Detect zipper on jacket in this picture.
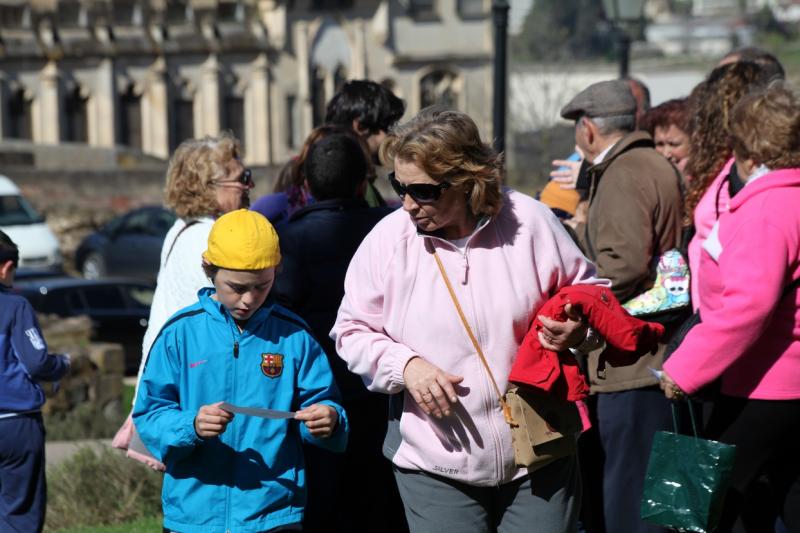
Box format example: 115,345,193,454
464,269,504,484
224,315,242,531
427,232,504,483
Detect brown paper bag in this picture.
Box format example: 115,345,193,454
506,385,582,471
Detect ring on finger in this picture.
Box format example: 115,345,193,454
421,391,433,402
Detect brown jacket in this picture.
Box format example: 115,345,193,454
575,131,683,393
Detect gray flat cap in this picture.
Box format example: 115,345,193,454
560,79,637,121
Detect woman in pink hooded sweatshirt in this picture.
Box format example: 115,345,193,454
332,110,606,533
661,84,800,533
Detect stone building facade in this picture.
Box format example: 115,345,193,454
0,0,493,165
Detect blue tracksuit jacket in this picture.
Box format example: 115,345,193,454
0,286,69,415
133,288,349,533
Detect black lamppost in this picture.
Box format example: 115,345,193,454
602,0,646,79
492,0,509,153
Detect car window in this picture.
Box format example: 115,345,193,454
83,286,126,309
119,210,152,235
147,209,176,236
0,195,43,226
123,285,155,308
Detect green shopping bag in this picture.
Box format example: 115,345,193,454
640,403,736,533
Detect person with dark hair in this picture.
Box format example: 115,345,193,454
325,79,406,155
643,98,691,174
718,46,786,81
252,125,374,224
271,133,398,533
325,79,406,207
0,230,70,533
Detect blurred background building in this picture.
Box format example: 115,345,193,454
0,0,494,166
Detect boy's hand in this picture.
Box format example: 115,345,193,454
195,402,234,438
295,404,338,438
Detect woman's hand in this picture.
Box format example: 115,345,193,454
659,371,686,401
403,356,464,419
194,402,234,438
295,404,339,438
538,303,588,352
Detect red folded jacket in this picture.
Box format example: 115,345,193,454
509,285,665,401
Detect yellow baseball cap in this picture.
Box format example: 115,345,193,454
203,209,281,270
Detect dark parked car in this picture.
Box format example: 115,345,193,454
14,277,155,375
75,206,175,283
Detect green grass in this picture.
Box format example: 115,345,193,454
45,448,163,531
122,384,135,412
53,516,161,533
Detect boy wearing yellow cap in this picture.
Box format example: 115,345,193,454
133,209,348,533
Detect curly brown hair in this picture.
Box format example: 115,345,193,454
164,133,241,218
683,62,770,225
729,83,800,170
379,110,504,218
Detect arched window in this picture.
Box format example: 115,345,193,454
119,85,142,149
171,79,194,150
6,88,32,140
311,66,327,127
221,73,245,149
63,86,89,143
420,70,459,110
334,65,348,93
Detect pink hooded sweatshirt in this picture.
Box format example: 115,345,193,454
688,158,734,309
664,168,800,399
331,190,606,486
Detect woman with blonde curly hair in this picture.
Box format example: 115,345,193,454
332,110,606,532
662,83,800,532
115,133,253,468
684,61,771,307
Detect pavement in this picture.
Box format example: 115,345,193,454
45,439,114,468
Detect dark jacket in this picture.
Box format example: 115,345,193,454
0,287,70,414
273,198,393,402
574,131,683,392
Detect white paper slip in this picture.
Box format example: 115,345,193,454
219,402,295,419
648,368,664,380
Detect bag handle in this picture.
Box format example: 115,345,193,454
431,248,516,425
671,402,699,437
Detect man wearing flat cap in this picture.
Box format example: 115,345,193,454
562,79,682,533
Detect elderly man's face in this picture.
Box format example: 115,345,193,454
214,159,253,214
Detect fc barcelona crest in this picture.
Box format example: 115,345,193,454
261,353,284,378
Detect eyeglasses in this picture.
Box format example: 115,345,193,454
213,168,253,187
388,172,451,204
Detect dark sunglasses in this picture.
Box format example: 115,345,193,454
214,168,253,187
388,172,451,204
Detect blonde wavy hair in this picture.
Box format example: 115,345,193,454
379,110,504,217
164,132,242,218
729,83,800,170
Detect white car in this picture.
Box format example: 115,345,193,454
0,175,62,272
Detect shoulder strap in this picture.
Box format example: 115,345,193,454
431,248,515,425
165,219,200,265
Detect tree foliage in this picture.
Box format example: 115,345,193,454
512,0,616,61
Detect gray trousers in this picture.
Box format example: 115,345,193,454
393,456,580,533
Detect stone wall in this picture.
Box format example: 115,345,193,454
39,314,124,417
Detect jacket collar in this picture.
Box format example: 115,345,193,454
587,131,655,176
729,168,800,212
288,198,369,222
